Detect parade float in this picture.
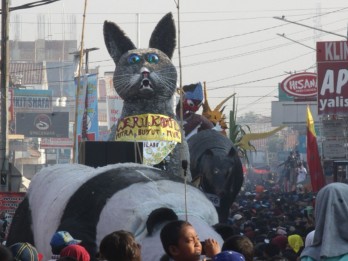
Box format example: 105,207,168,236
6,13,237,261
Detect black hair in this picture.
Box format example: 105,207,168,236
160,220,192,257
99,230,140,261
0,245,12,261
222,235,254,261
212,223,235,241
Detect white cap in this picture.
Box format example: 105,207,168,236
233,214,243,221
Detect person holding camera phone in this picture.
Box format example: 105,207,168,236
160,220,221,261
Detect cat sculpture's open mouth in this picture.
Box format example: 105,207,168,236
139,78,154,95
139,67,153,96
139,68,154,96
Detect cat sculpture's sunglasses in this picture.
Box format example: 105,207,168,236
127,53,159,65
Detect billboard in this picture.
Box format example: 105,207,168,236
106,96,123,130
104,71,124,132
280,72,317,101
15,112,69,138
13,89,53,112
317,41,348,115
40,138,74,148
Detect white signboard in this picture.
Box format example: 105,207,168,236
322,119,345,137
106,96,123,130
40,138,74,148
323,140,346,159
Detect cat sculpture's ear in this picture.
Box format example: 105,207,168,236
149,12,176,59
103,21,136,64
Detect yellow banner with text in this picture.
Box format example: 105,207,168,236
115,114,181,143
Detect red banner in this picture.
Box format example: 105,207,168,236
307,106,326,192
317,41,348,115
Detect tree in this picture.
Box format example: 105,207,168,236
229,96,255,162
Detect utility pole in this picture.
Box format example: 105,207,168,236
0,0,9,191
72,0,88,163
84,47,98,74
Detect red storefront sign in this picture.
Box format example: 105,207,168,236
317,41,348,115
0,192,24,215
280,72,317,100
0,192,25,238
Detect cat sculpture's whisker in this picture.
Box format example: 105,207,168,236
156,77,174,91
155,74,176,86
115,73,141,80
155,67,177,74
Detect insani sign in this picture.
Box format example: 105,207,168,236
280,72,317,98
317,41,348,115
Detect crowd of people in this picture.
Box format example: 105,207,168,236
0,182,347,261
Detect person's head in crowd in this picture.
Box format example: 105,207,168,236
287,234,304,254
212,251,245,261
271,235,287,251
99,230,141,261
212,223,235,241
50,231,81,255
60,245,90,261
275,227,287,236
242,225,255,242
222,235,254,261
304,230,315,247
253,242,266,260
232,214,243,225
301,183,348,260
262,243,281,260
0,244,12,261
160,220,202,261
9,242,40,261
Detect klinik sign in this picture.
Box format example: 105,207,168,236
317,41,348,115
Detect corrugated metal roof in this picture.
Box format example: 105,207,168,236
10,62,44,85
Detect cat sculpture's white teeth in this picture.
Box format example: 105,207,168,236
140,78,152,89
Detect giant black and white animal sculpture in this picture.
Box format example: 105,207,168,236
104,13,190,179
188,129,244,223
6,164,223,261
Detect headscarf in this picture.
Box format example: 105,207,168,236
287,234,303,253
304,230,315,247
301,183,348,260
60,245,90,261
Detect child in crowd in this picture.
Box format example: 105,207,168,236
99,230,141,261
222,235,254,261
160,220,220,261
49,231,81,261
60,245,90,261
8,242,41,261
0,245,12,261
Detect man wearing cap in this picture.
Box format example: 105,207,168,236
231,214,244,235
49,231,81,261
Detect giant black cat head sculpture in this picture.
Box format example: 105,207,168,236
103,13,177,113
103,13,190,179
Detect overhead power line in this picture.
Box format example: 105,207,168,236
0,0,60,14
181,6,348,48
